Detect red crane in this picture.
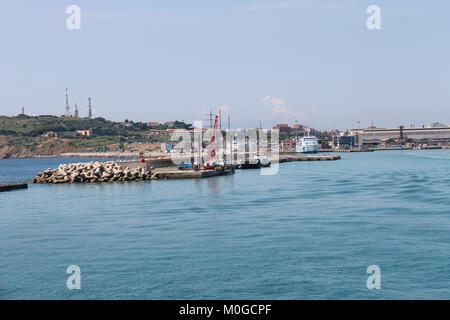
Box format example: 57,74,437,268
204,115,218,169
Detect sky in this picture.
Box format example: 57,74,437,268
0,0,449,130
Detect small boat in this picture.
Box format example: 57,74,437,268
203,160,216,170
238,156,271,169
254,155,271,167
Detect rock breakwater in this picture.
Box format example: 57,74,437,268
30,161,151,184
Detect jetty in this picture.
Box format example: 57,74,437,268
29,160,235,184
319,149,374,153
0,183,28,192
151,166,234,180
278,154,341,162
28,151,342,184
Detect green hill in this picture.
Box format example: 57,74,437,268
0,115,192,158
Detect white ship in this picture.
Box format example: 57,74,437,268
296,135,319,154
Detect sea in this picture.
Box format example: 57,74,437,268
1,150,450,299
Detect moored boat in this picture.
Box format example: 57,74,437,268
238,155,271,169
296,135,319,154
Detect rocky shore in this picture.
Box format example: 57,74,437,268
30,161,152,184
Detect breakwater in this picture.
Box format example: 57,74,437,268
28,153,341,184
30,161,151,184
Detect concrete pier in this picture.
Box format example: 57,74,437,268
116,160,151,171
278,154,341,162
118,158,175,170
151,167,234,180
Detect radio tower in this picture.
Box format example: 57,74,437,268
87,97,93,118
65,88,70,117
74,103,79,118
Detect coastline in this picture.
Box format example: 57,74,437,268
0,151,170,160
2,146,449,160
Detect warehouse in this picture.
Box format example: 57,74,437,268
351,126,450,146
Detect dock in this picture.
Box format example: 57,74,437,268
151,167,234,180
0,183,28,192
27,153,342,185
278,154,341,162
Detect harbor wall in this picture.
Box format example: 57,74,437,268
117,160,152,171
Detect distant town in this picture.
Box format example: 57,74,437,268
2,104,450,159
1,89,450,158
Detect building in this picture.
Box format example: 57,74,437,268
273,124,291,134
291,124,305,135
59,129,92,137
165,121,176,128
333,135,356,149
76,129,93,137
272,123,310,136
281,138,296,151
148,121,159,126
121,121,133,127
160,142,173,152
149,129,170,136
351,126,450,146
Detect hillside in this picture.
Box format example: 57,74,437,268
0,115,191,158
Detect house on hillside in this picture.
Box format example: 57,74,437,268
76,128,93,137
165,121,175,128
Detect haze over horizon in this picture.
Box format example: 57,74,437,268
0,0,449,130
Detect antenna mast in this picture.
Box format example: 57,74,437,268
65,88,70,117
88,97,93,118
209,111,213,129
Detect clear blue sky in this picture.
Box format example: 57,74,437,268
0,0,449,130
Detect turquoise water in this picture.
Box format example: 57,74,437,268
1,151,450,299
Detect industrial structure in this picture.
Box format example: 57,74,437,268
88,97,93,118
65,88,70,117
62,89,94,118
349,125,450,147
74,104,79,118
